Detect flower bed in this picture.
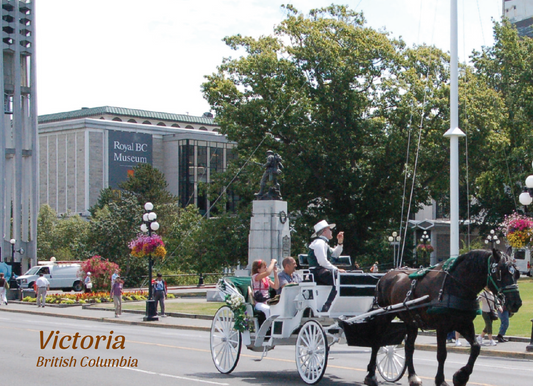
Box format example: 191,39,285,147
21,291,155,305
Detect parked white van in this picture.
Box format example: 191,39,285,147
512,248,532,277
16,262,83,291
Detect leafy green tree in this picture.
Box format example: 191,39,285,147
119,163,178,207
202,5,466,261
470,20,533,231
85,192,145,287
37,204,58,260
36,205,89,261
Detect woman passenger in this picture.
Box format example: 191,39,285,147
251,259,279,319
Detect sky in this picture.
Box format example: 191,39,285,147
35,0,505,117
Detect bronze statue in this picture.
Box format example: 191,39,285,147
255,150,283,200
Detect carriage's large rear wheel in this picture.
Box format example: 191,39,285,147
295,320,328,385
376,344,406,382
210,306,242,374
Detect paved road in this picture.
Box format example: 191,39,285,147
1,311,533,386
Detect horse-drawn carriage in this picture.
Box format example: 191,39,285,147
210,249,522,386
210,257,427,384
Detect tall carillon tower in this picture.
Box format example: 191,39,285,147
1,0,37,273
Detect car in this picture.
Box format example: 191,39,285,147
512,248,532,277
16,262,83,292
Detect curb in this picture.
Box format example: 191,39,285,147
0,307,211,332
1,306,531,359
414,343,533,360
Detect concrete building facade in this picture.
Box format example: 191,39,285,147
38,106,236,218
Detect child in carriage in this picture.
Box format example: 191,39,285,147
251,259,279,318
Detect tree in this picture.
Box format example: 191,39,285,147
119,163,178,207
36,205,89,261
470,20,533,230
85,191,145,287
37,205,58,260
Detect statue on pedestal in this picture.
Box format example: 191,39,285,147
255,150,283,200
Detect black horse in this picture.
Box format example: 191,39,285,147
364,249,522,386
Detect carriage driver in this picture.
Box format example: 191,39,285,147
308,220,346,312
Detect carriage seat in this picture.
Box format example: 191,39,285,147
247,286,267,326
298,254,352,269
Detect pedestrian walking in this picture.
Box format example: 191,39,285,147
497,305,511,342
0,273,8,305
111,276,123,317
477,287,501,346
36,273,50,308
84,272,93,293
153,273,167,317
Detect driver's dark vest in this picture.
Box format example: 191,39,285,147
307,244,332,268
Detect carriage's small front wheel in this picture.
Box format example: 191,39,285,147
295,320,329,384
376,344,406,382
210,306,242,374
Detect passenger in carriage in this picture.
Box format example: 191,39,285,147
308,220,346,313
276,257,302,295
251,259,279,319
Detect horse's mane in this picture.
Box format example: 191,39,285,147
447,249,491,274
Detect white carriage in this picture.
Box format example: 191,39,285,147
209,260,423,384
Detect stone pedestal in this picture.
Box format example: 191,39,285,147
238,200,290,276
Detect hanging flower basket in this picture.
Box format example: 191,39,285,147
416,244,434,254
500,212,533,249
129,234,167,259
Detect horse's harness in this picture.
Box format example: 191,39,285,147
400,254,518,315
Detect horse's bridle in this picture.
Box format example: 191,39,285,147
486,255,519,300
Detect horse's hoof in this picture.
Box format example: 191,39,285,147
364,375,378,386
452,367,469,386
408,374,422,386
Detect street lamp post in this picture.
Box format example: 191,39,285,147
484,230,500,249
388,232,401,268
419,231,431,267
10,239,15,263
519,162,533,209
141,202,159,322
8,239,24,288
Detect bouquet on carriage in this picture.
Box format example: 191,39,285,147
500,212,533,248
225,294,253,332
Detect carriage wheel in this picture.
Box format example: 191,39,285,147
295,320,329,385
376,344,406,382
210,306,242,374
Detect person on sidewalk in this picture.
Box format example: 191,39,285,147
308,220,345,312
111,269,120,289
497,304,511,343
84,272,93,293
36,273,50,308
477,287,502,346
153,273,167,317
0,273,8,305
111,276,123,317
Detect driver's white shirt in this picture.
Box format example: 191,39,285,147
309,236,343,271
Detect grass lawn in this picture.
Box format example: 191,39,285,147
89,277,533,336
473,276,533,337
92,299,224,316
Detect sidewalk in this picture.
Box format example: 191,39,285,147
1,287,532,360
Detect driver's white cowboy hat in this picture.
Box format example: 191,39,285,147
312,220,336,238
